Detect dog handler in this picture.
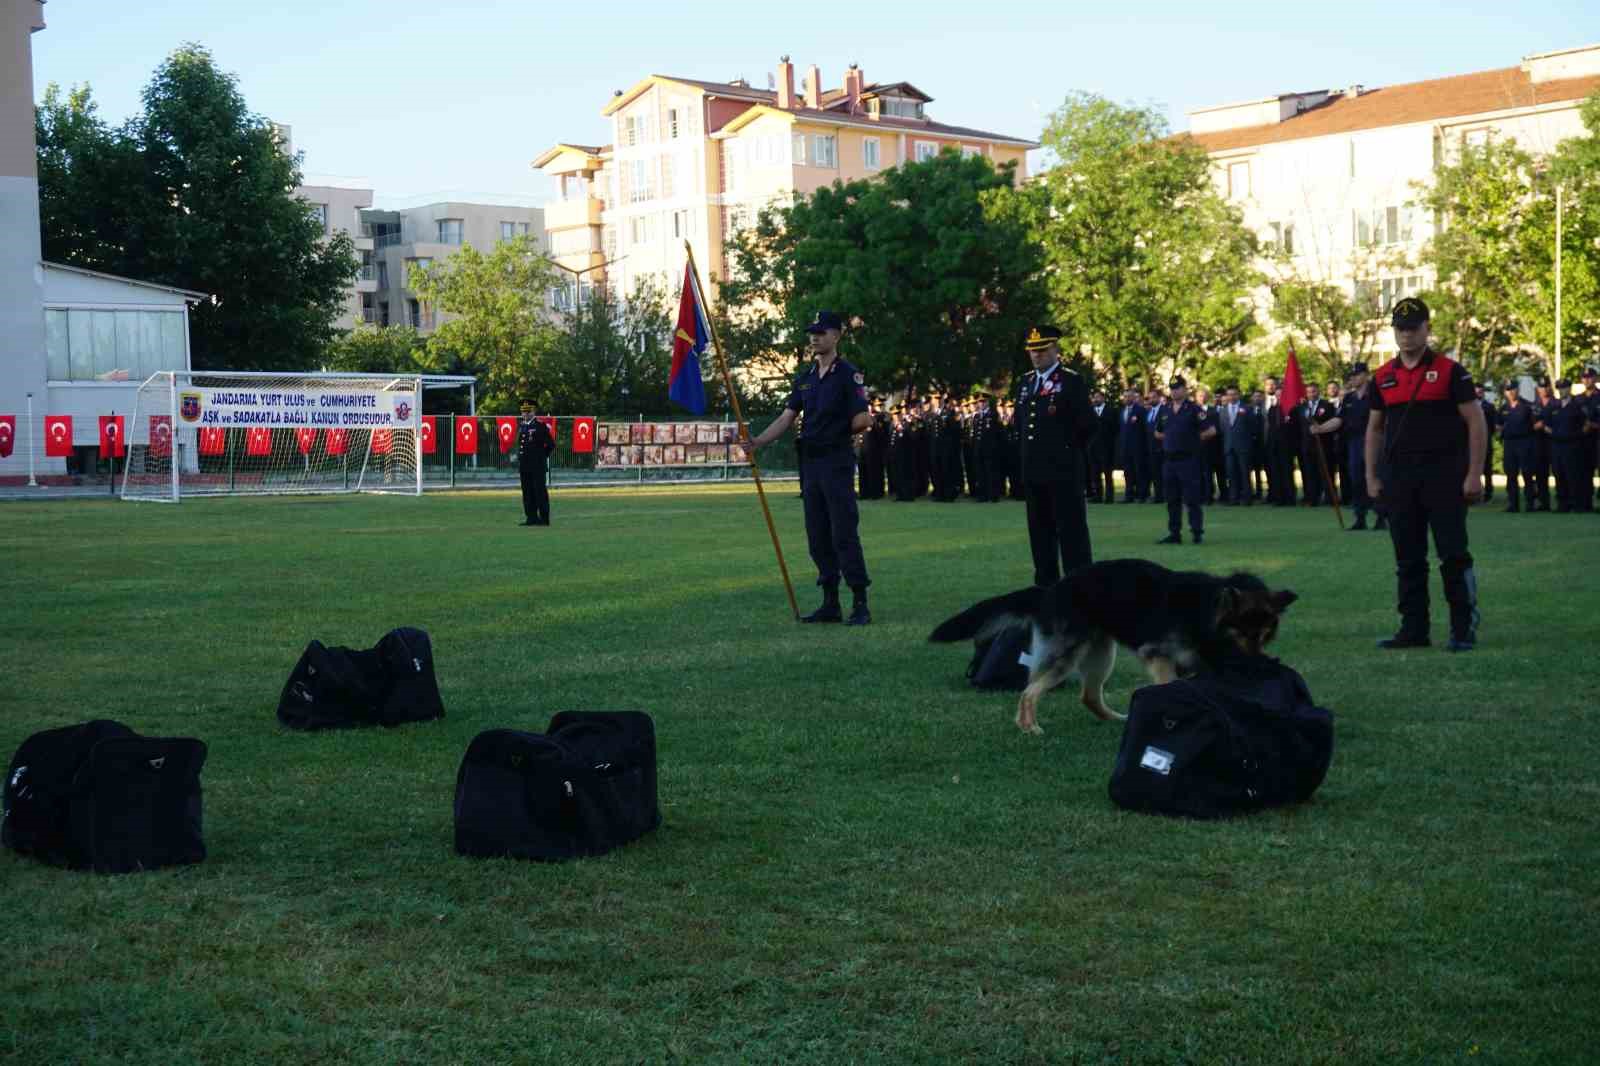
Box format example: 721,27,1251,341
741,311,874,625
1366,297,1487,652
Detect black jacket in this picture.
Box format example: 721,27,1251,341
1016,364,1095,483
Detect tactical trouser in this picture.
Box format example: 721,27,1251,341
1384,472,1477,641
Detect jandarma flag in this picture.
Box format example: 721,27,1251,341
669,262,710,415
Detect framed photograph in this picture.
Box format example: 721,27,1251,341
695,423,719,444
644,444,664,465
686,444,707,464
629,423,650,444
598,445,620,466
674,423,696,444
664,444,685,465
627,445,644,465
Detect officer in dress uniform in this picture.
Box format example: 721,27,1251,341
1475,384,1498,502
1016,326,1096,585
858,397,889,500
1154,376,1217,544
742,311,873,625
1530,379,1556,511
1498,380,1537,512
517,402,555,526
1544,378,1593,512
1367,298,1488,652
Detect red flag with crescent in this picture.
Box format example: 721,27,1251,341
420,415,437,455
455,417,478,455
199,426,226,456
325,428,348,456
245,426,272,457
0,415,15,458
571,416,595,454
496,416,517,454
44,415,73,457
371,428,393,455
295,427,317,454
99,415,126,458
149,415,172,458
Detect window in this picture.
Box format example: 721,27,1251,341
1227,161,1251,200
1379,276,1424,313
668,107,680,140
379,301,390,326
602,225,617,262
1463,127,1491,149
437,219,463,245
812,135,837,168
629,216,654,245
863,138,881,170
309,203,328,233
43,308,187,381
661,155,676,199
871,96,923,119
1268,222,1296,255
792,133,807,165
672,209,691,239
624,113,657,147
377,259,389,288
629,159,654,203
1354,206,1415,247
915,141,938,163
405,257,431,286
500,221,517,240
961,145,981,159
1354,280,1380,315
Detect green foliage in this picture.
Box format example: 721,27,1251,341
35,46,357,371
3,493,1598,1064
539,276,674,416
322,324,430,376
718,152,1046,396
1024,93,1260,388
1263,247,1397,383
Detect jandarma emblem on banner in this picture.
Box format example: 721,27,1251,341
180,392,202,422
176,388,419,429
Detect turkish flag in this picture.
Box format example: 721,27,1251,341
537,416,558,442
496,416,517,454
371,428,393,455
1280,346,1307,423
420,415,437,455
455,417,478,455
571,417,595,454
199,426,226,456
245,426,272,456
325,428,348,456
98,415,126,458
44,415,73,457
0,416,15,458
149,416,172,458
295,427,317,454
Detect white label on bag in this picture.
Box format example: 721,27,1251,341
1140,746,1175,775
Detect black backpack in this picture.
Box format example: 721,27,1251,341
1108,660,1333,819
967,624,1031,691
3,719,207,873
454,711,659,861
277,627,443,730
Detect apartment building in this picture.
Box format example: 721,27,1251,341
1184,44,1600,356
294,173,376,330
534,58,1037,308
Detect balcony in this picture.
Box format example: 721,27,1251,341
545,197,603,231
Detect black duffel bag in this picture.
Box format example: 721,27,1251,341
1108,657,1333,819
454,711,659,861
3,719,207,873
967,624,1031,691
277,627,443,730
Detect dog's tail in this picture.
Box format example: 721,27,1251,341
928,586,1044,643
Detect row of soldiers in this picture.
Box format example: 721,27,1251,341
850,367,1600,511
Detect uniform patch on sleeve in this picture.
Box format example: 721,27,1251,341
853,373,864,385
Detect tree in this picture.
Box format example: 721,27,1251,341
36,45,357,371
1021,93,1260,388
323,324,430,375
1264,247,1397,383
406,235,562,412
718,151,1046,397
539,276,673,415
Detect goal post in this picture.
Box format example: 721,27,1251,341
122,370,424,502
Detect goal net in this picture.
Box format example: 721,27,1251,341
122,371,423,502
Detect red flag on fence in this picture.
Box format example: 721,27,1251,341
98,415,126,458
246,427,272,457
325,428,348,456
199,426,226,456
1280,346,1307,422
0,415,15,458
455,418,478,455
44,415,73,457
571,417,595,454
420,415,437,455
295,427,317,454
537,416,557,442
149,416,172,458
495,416,517,454
371,428,393,455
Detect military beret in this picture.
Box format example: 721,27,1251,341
1024,325,1063,351
1391,297,1429,327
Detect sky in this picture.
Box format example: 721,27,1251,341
29,0,1600,209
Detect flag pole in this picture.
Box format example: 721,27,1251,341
683,240,800,620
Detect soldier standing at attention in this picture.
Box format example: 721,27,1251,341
1543,378,1592,512
741,311,873,625
1498,380,1537,512
1531,379,1556,511
1367,298,1487,652
1154,376,1217,545
517,402,555,526
1475,383,1498,503
1016,326,1096,585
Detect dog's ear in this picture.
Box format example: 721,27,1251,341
1270,589,1298,612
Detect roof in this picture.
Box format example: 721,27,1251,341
1185,66,1600,153
715,103,1038,148
531,143,607,170
43,261,210,301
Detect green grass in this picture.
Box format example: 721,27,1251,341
2,487,1597,1065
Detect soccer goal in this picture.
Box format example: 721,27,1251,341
122,371,424,502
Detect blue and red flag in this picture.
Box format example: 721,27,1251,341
669,262,710,415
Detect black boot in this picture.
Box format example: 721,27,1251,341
802,584,842,624
845,586,871,626
1373,515,1389,531
1442,561,1480,652
1156,532,1182,545
1348,515,1368,531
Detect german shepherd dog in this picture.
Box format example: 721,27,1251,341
929,559,1297,734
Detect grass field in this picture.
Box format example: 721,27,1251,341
3,486,1598,1065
